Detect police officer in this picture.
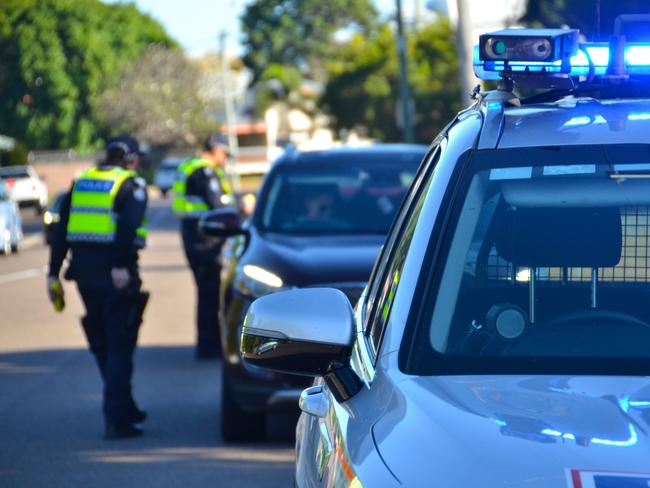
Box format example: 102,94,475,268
173,134,233,359
46,135,149,439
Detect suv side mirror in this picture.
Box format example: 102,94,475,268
199,208,246,238
241,288,362,402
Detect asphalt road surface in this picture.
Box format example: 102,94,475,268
0,196,294,487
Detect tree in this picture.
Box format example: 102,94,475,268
241,0,378,85
520,0,650,40
0,0,175,151
97,46,213,147
322,19,461,143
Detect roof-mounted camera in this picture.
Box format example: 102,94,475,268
474,16,650,93
480,29,579,66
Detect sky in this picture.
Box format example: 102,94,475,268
105,0,523,56
105,0,434,56
105,0,247,56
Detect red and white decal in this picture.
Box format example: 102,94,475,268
568,469,650,488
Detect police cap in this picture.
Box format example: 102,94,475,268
204,134,231,156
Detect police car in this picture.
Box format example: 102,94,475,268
241,20,650,488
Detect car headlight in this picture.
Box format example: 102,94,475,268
235,264,287,298
43,211,53,225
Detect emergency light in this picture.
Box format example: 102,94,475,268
474,28,650,82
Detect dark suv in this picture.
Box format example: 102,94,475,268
201,144,426,441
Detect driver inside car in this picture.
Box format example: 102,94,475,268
304,190,335,222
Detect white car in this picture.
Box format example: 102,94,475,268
240,25,650,487
154,157,184,197
0,165,48,212
0,182,22,254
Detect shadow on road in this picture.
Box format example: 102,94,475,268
0,345,294,488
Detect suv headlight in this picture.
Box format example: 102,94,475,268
235,264,288,298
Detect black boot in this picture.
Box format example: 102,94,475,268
104,423,143,440
129,407,147,424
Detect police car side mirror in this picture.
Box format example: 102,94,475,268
199,208,245,238
240,288,362,402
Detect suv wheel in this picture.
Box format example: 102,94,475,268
2,232,11,255
221,368,266,442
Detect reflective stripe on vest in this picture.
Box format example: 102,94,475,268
172,158,233,217
214,167,233,196
66,166,146,246
173,159,209,217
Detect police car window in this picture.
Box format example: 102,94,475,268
365,145,441,355
259,159,419,235
417,145,650,367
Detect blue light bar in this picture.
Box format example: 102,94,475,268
473,42,650,80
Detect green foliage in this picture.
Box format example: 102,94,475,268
0,141,29,166
241,0,378,84
322,20,461,143
0,0,175,152
254,63,304,115
520,0,650,40
97,46,213,147
409,19,461,141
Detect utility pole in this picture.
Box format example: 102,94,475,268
395,0,415,143
219,30,241,192
456,0,475,103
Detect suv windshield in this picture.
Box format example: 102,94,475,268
413,145,650,373
258,156,419,234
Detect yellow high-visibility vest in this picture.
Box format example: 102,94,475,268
66,166,147,247
173,158,232,217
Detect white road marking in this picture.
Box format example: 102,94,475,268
0,266,46,285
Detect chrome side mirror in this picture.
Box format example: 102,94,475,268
241,288,362,402
241,288,354,375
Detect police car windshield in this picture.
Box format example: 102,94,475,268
414,144,650,373
259,158,418,235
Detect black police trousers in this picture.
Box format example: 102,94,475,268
76,272,142,427
182,240,222,357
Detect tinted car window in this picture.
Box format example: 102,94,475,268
259,158,419,235
410,144,650,374
0,167,29,179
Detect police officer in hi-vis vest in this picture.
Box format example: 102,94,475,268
173,134,233,359
47,135,149,439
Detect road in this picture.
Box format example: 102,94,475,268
0,197,294,487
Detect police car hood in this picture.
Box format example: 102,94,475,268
249,230,384,287
373,375,650,487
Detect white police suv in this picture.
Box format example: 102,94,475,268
241,18,650,487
